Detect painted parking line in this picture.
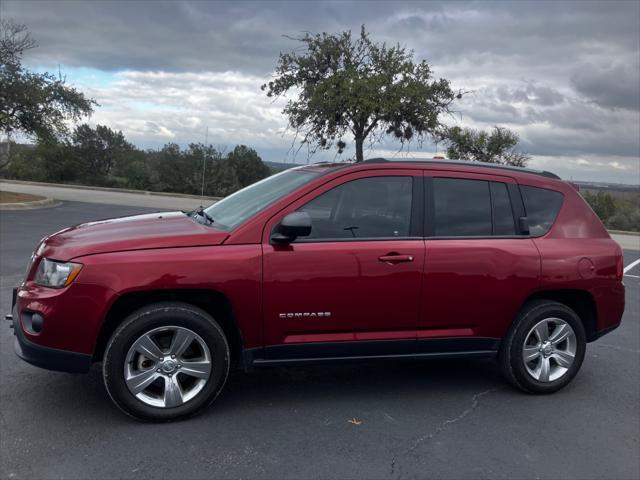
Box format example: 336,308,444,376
624,258,640,277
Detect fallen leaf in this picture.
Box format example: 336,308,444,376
348,418,363,425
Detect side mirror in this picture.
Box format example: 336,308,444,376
271,211,312,244
518,216,530,235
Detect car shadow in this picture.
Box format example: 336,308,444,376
21,357,505,424
205,357,505,419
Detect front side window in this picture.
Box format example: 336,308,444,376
520,185,564,236
433,178,492,236
299,176,413,240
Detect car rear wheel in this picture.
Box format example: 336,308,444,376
500,300,586,394
103,302,230,421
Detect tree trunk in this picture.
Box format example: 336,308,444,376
355,136,364,162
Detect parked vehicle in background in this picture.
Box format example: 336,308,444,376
7,158,625,420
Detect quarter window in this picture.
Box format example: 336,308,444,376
520,185,564,236
299,176,413,239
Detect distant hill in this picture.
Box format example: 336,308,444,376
574,180,639,199
263,161,295,172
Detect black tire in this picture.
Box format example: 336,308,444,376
103,302,230,421
499,300,586,394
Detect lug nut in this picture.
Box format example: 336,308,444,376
171,355,175,359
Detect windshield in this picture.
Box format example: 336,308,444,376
203,168,323,230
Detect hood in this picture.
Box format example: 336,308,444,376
37,211,229,261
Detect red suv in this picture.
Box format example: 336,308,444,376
8,159,625,420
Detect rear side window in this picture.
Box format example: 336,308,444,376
520,185,564,236
432,178,518,237
433,178,492,236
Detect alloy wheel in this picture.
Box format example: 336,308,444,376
522,317,577,382
124,326,212,408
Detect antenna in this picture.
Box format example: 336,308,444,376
200,126,209,208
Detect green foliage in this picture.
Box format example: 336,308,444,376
262,25,460,161
4,124,273,198
583,190,639,232
583,191,616,220
227,145,271,187
0,20,95,158
441,126,530,166
210,156,240,197
71,124,135,182
37,139,82,183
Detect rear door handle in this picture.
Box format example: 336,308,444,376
378,253,414,264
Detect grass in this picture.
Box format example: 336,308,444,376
0,191,46,203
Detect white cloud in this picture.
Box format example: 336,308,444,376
4,0,638,183
80,70,294,151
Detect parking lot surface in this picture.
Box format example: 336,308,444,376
1,201,638,480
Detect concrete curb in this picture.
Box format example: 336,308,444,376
0,197,61,210
0,178,221,201
608,229,639,236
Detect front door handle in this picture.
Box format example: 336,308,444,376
378,253,414,265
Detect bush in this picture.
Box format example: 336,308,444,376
1,125,274,198
583,190,639,233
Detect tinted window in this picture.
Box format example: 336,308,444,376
491,182,516,235
299,176,413,239
433,178,492,236
521,185,564,236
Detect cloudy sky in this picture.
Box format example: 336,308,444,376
3,0,639,183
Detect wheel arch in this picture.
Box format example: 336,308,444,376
94,288,245,368
521,289,598,342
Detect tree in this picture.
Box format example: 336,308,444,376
583,191,616,222
36,139,80,183
583,190,639,233
441,125,530,166
3,133,274,198
226,145,271,187
0,20,95,169
262,26,461,162
152,143,197,194
0,19,35,66
71,124,135,180
210,157,241,197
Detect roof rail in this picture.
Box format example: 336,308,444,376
360,157,560,179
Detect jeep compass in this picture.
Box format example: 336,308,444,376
8,158,625,420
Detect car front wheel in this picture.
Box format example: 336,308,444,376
103,302,230,421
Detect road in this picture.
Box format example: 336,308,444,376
1,201,638,480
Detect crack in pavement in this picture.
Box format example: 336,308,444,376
389,388,497,478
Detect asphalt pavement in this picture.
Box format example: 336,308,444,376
1,201,638,480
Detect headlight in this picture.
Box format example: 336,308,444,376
34,258,83,288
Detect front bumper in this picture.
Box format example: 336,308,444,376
9,290,92,373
